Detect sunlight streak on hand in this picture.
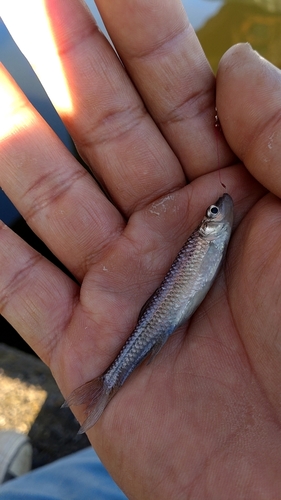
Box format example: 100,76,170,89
0,65,34,141
0,0,73,114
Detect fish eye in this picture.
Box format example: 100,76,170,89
207,205,219,218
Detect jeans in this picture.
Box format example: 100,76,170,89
0,447,127,499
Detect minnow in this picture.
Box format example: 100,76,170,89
64,194,233,432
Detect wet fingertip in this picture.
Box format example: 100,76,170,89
218,42,273,79
217,43,256,75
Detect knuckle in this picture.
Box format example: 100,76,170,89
77,102,147,150
24,167,88,222
0,252,43,315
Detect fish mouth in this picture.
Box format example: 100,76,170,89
214,193,234,226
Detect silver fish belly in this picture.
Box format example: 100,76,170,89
64,193,233,432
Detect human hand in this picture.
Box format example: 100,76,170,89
0,1,281,498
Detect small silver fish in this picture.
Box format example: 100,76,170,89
64,194,233,432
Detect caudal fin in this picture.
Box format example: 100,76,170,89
62,377,114,433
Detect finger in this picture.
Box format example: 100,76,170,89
216,43,281,198
0,65,124,281
1,0,186,217
0,221,78,366
95,0,235,178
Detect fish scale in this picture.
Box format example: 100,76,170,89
64,194,233,432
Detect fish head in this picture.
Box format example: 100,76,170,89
199,193,233,241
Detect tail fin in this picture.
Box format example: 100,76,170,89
62,377,114,433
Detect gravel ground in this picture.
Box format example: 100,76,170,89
0,343,89,469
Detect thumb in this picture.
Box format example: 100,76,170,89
216,43,281,198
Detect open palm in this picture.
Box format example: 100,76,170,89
1,1,281,498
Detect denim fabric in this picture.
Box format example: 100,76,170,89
0,447,127,500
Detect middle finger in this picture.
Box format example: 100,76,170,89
96,0,235,178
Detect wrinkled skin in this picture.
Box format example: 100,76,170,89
1,1,281,498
